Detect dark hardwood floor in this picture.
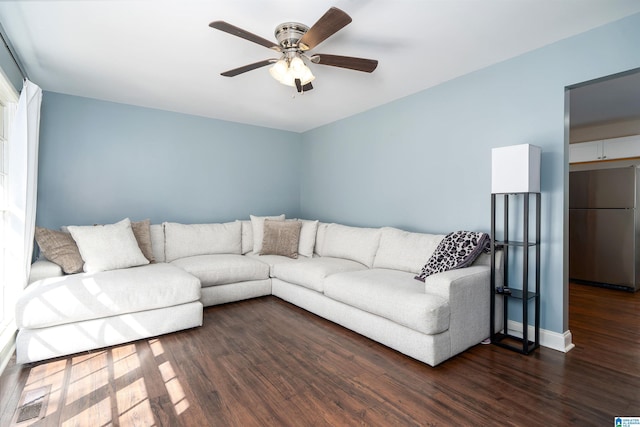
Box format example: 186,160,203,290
1,282,638,426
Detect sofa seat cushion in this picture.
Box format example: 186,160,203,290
16,263,200,329
170,254,269,287
323,269,450,335
245,252,308,278
273,257,368,293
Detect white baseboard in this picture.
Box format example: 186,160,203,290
505,320,575,353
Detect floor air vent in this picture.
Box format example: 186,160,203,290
11,385,50,426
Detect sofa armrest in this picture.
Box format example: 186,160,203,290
424,266,493,355
29,260,64,284
423,266,488,297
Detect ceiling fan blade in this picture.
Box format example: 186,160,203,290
298,7,352,51
311,54,378,73
209,21,281,51
221,59,276,77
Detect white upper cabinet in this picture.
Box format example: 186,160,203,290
569,135,640,163
569,140,603,163
603,135,640,160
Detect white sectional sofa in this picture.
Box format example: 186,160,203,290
17,216,499,367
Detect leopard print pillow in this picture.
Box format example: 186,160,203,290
415,231,489,282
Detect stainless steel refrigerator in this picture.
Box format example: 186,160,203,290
569,166,640,291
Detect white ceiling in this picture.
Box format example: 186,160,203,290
1,0,640,133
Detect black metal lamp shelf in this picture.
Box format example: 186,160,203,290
494,240,537,248
490,192,541,355
491,332,539,355
495,288,538,300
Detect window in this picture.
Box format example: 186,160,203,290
0,70,18,357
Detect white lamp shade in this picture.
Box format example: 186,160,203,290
279,72,296,87
297,66,315,85
269,60,289,82
289,56,305,73
491,144,541,193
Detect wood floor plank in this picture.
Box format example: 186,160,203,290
1,283,638,426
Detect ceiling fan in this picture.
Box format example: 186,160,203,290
209,7,378,93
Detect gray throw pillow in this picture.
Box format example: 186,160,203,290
260,219,302,259
35,227,84,274
131,219,155,263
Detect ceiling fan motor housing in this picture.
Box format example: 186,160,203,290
274,22,309,50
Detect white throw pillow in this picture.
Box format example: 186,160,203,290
298,219,319,258
67,218,150,273
250,214,285,254
164,221,242,262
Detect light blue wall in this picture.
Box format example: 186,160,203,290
37,93,302,228
300,12,640,334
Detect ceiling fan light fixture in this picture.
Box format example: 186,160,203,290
269,55,315,87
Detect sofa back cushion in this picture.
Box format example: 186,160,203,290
373,227,445,274
321,223,382,268
164,221,241,262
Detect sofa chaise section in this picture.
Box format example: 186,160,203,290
16,263,203,364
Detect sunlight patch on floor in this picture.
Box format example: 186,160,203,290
14,338,195,425
112,344,140,381
61,396,111,427
150,338,191,416
117,377,154,426
66,351,109,405
159,360,189,415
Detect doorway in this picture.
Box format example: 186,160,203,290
566,68,640,348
